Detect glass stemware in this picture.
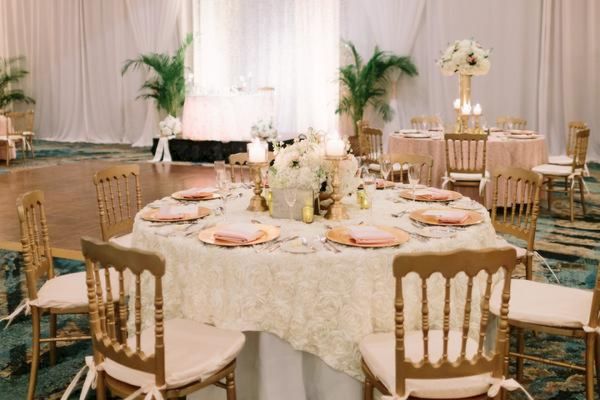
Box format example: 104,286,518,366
363,173,376,222
283,187,298,220
216,170,231,214
408,164,420,203
379,156,392,185
214,160,226,177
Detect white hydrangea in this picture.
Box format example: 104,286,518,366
159,115,182,137
438,39,491,76
251,119,278,142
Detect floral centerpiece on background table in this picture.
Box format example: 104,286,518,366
251,119,278,142
159,115,182,137
438,39,491,76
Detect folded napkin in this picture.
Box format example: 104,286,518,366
213,223,263,243
179,187,216,199
422,210,469,224
347,226,395,245
156,205,197,220
413,188,450,200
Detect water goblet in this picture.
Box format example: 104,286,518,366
216,171,231,214
408,164,420,203
379,156,392,186
363,173,376,222
283,187,298,220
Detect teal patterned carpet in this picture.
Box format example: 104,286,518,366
0,163,599,399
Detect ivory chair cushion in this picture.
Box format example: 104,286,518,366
548,155,573,166
103,318,245,389
32,269,121,309
360,330,491,399
449,171,490,181
490,279,593,328
531,164,572,176
109,233,133,248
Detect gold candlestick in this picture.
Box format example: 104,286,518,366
247,161,269,212
324,155,349,220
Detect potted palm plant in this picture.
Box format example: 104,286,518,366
0,56,35,111
121,33,193,118
336,41,417,136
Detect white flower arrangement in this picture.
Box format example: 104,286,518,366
158,115,182,137
251,119,278,142
268,130,361,195
438,39,491,76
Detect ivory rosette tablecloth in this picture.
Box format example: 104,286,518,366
131,189,506,379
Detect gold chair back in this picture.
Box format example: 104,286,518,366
444,133,488,175
81,237,167,387
16,190,54,300
572,129,590,171
566,121,587,158
5,110,35,134
360,125,383,165
410,115,442,130
388,153,433,186
392,248,515,397
496,116,527,130
93,164,142,241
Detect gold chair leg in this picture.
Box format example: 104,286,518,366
525,253,533,281
226,371,236,400
49,313,57,366
5,145,9,167
516,328,525,381
364,376,374,400
569,178,575,222
585,333,595,400
546,178,553,211
578,176,587,216
595,335,600,395
96,370,107,400
27,307,41,400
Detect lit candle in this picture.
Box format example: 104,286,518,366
461,102,472,115
453,98,461,110
473,103,482,116
325,132,345,157
247,138,267,163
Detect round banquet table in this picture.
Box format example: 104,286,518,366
130,188,506,400
388,132,548,208
181,91,275,142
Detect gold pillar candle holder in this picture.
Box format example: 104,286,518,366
324,155,349,220
247,162,269,212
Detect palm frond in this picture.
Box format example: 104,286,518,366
0,56,35,109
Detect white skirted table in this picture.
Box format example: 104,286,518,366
181,91,275,142
130,188,505,400
388,132,549,207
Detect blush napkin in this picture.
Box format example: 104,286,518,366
213,223,263,243
422,210,469,224
347,226,395,245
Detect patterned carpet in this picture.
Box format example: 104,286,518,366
0,161,598,399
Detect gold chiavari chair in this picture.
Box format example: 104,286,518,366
78,237,245,400
489,252,600,399
496,116,527,130
548,121,587,166
357,122,385,174
410,115,443,130
93,164,142,248
1,111,26,166
388,153,434,186
490,167,543,281
443,133,489,204
532,128,590,222
360,248,519,400
7,190,121,400
228,151,275,183
6,110,35,158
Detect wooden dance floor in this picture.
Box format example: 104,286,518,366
0,161,214,251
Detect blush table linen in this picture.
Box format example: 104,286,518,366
181,91,275,142
388,133,549,207
130,186,508,399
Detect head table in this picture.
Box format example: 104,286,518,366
130,185,506,398
388,132,548,208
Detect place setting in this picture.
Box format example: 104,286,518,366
197,221,280,247
171,186,221,201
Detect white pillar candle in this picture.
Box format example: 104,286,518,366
247,139,267,163
325,133,345,157
473,103,482,116
453,98,461,110
461,102,472,115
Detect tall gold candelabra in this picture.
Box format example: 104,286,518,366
247,162,269,212
324,155,349,220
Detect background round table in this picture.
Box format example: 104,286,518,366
388,133,549,207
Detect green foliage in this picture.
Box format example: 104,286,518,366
0,56,35,110
122,33,193,116
336,41,418,134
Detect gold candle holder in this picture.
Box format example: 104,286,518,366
324,155,349,220
247,162,269,212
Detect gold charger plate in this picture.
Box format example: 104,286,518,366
171,190,220,201
398,189,462,202
409,208,483,226
141,207,211,222
326,225,410,248
197,224,280,247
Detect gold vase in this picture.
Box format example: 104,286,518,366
459,74,472,108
